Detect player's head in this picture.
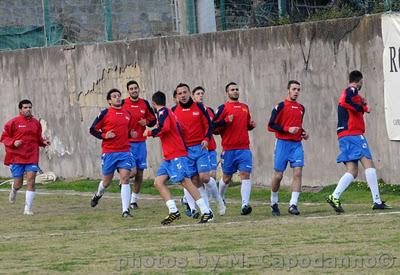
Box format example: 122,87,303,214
287,80,301,102
152,91,166,109
192,86,205,103
106,88,122,107
127,80,140,100
225,82,239,101
18,99,33,118
349,70,363,90
176,83,191,104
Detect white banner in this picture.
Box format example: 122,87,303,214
382,14,400,140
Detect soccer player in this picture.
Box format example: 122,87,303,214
1,99,50,215
172,83,215,215
267,80,309,216
213,82,256,215
89,89,137,218
122,80,156,209
191,86,226,215
144,91,213,224
326,70,391,212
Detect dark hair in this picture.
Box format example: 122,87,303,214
106,88,121,100
287,80,301,89
173,89,177,98
176,83,190,91
126,80,139,90
152,91,166,106
192,86,205,95
18,99,32,109
349,70,363,83
225,82,237,92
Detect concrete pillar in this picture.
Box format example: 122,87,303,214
196,0,216,33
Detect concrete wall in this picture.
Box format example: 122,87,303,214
1,14,399,186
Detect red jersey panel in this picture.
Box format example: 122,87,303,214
122,97,156,142
90,107,134,153
268,99,305,141
213,101,254,151
206,106,217,151
147,107,187,160
1,115,46,165
172,100,212,147
337,86,369,138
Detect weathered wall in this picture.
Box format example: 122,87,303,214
1,14,399,186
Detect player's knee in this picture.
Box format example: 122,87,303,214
274,172,283,181
293,170,302,179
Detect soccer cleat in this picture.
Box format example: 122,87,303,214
240,205,252,215
23,209,34,215
191,210,200,219
161,211,181,225
90,194,102,207
372,201,392,210
271,203,280,216
288,204,300,215
198,211,214,223
217,200,226,216
122,210,133,218
130,202,139,210
326,195,344,213
9,188,17,204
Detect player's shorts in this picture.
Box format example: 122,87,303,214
102,152,134,176
156,156,190,184
10,163,39,178
221,149,252,175
336,135,372,163
208,150,218,171
130,141,147,170
274,139,304,172
186,144,211,177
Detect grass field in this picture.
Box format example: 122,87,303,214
1,180,399,274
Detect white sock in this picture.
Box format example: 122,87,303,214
219,179,228,199
166,199,178,213
289,192,300,206
206,177,219,200
25,190,36,210
130,192,139,204
195,198,210,214
365,168,382,204
271,191,279,205
96,180,107,196
332,173,354,199
198,186,209,208
241,179,251,207
183,188,196,211
121,184,131,213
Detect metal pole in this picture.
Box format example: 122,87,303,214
384,0,392,12
278,0,287,18
186,0,196,34
103,0,113,41
220,0,226,31
41,0,50,46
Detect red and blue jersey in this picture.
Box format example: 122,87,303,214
1,114,46,165
268,99,305,142
122,97,156,142
90,107,134,153
146,107,187,160
206,106,217,151
172,99,212,147
337,86,369,138
213,101,254,151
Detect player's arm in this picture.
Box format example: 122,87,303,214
300,104,309,140
89,109,108,140
198,103,213,143
247,106,256,131
0,120,17,147
213,104,231,130
36,120,50,147
146,109,170,137
144,99,157,127
344,87,366,113
267,102,286,133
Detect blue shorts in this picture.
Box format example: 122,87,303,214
156,157,190,184
337,135,372,163
221,149,252,175
10,163,39,178
130,142,147,170
274,139,304,172
102,152,134,176
208,150,218,171
186,144,211,177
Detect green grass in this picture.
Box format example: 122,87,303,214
1,179,400,274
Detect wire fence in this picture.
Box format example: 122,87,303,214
1,0,399,51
